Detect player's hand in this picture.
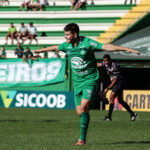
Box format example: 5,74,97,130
34,50,40,53
127,49,140,55
104,88,109,95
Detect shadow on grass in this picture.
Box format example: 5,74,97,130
111,141,150,144
0,119,59,123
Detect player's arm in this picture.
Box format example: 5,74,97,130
104,77,117,94
34,45,59,53
102,44,140,54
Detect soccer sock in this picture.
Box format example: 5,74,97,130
120,101,134,116
108,103,114,118
79,112,90,141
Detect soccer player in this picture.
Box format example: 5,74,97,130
97,54,138,121
34,23,140,145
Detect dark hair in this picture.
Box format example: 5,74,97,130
21,22,24,25
64,23,79,35
103,54,111,60
29,22,33,25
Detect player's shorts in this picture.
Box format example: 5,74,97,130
73,0,78,5
112,79,123,93
74,85,97,107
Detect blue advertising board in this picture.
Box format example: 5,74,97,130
0,90,75,109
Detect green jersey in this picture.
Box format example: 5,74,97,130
58,36,103,94
9,27,17,33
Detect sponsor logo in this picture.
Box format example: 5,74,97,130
0,61,62,83
15,93,66,108
71,57,88,69
0,91,17,108
106,90,150,111
90,41,98,47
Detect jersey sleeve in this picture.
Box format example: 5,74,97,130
88,38,103,51
58,42,66,52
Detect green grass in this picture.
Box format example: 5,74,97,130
0,108,149,150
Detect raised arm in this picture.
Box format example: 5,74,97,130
34,45,59,53
102,44,140,54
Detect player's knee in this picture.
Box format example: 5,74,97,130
109,97,115,104
76,109,81,117
80,102,90,112
76,111,81,117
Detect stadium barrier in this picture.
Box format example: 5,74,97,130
0,90,75,109
0,58,66,87
106,90,150,112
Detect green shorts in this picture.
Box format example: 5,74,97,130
74,85,97,107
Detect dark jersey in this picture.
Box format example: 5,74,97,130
101,61,123,81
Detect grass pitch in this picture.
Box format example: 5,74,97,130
0,108,149,150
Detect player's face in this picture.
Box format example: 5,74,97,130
103,58,111,67
26,48,29,52
64,31,76,43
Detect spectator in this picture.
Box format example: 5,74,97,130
30,0,39,11
0,0,9,6
74,0,87,10
19,0,31,11
91,0,94,5
15,43,24,58
24,22,38,44
37,0,49,11
17,23,28,44
0,47,6,58
70,0,79,10
5,23,18,45
124,0,136,4
22,47,34,62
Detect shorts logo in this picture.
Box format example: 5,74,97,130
0,91,17,108
87,89,92,98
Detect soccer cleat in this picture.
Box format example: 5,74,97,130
76,139,86,145
131,113,138,121
103,116,112,121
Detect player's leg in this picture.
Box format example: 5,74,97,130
75,86,95,145
124,0,127,4
117,93,138,121
75,93,86,145
76,98,90,145
10,33,14,44
104,91,117,121
34,35,38,44
5,32,10,44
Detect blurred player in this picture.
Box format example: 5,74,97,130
34,23,140,145
97,54,138,121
